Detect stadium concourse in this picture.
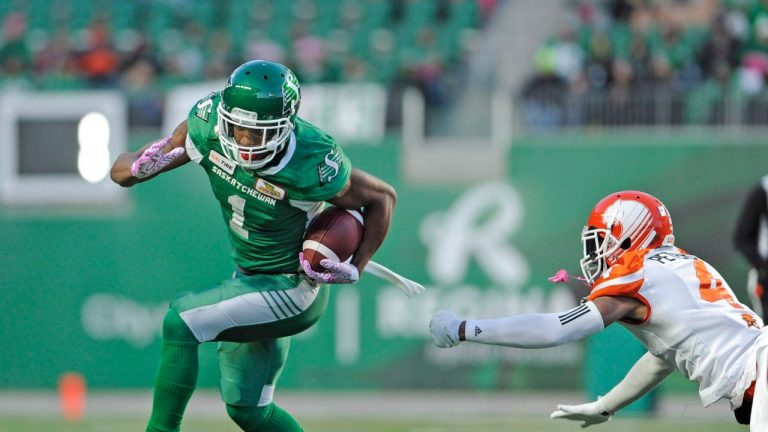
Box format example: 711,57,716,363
0,390,733,422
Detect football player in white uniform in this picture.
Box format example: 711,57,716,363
430,191,768,430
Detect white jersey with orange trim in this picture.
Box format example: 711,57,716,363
587,246,765,407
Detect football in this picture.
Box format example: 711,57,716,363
302,206,364,271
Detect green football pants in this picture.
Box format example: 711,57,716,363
173,272,329,405
146,273,328,431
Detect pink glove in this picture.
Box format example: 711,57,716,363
548,269,571,283
548,269,589,286
130,138,185,179
299,252,359,284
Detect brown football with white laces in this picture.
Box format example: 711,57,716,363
302,207,364,272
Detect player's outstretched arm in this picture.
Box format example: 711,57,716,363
551,351,674,427
429,296,645,348
429,304,604,349
111,121,190,187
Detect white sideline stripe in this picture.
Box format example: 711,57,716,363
345,209,364,226
302,240,341,262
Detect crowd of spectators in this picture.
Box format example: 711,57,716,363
0,0,496,127
522,0,768,128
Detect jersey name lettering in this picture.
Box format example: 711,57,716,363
211,165,277,206
647,251,689,264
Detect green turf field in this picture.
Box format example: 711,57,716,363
0,389,745,432
0,417,747,432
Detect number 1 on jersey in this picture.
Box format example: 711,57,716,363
228,195,249,239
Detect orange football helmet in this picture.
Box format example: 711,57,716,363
580,191,675,284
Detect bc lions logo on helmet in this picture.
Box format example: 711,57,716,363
602,200,653,244
602,205,623,231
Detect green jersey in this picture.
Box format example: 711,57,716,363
185,92,352,273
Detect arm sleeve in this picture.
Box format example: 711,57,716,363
734,185,767,270
599,351,675,413
464,301,605,348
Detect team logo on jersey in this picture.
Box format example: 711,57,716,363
742,313,761,329
318,146,343,185
255,178,285,200
209,150,236,174
195,93,215,122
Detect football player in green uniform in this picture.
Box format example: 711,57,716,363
111,60,396,432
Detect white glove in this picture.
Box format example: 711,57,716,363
550,398,612,428
429,310,462,348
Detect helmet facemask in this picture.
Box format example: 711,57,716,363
580,226,624,284
217,105,294,170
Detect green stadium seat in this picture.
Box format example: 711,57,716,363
25,0,51,31
69,0,95,32
225,0,253,52
402,0,437,26
112,2,137,32
310,0,340,37
361,0,392,29
0,0,496,91
145,3,173,47
446,0,479,30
